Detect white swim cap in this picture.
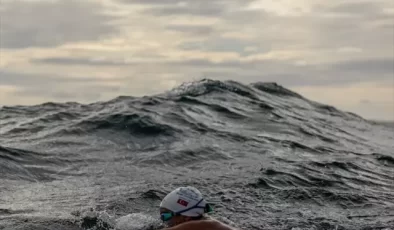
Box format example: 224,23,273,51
160,186,207,217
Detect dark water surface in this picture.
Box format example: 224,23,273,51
1,79,393,230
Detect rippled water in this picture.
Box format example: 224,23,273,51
1,79,393,230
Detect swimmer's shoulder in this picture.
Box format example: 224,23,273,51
164,219,239,230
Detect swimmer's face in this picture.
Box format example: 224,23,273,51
159,208,190,227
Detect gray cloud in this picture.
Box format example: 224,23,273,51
197,2,393,52
31,56,270,69
32,57,137,66
165,25,214,35
31,55,394,84
0,0,119,49
311,1,393,47
119,0,254,5
143,3,225,17
220,9,269,25
0,70,121,101
0,70,120,87
12,86,117,101
330,58,394,75
119,0,256,17
171,59,244,68
119,0,205,4
200,64,393,88
323,1,384,15
178,38,264,55
184,57,394,87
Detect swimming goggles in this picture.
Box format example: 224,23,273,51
160,198,213,222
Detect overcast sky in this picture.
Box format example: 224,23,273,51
1,0,393,120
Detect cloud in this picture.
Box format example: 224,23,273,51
0,69,184,105
292,82,394,120
119,0,254,6
0,70,121,88
181,57,394,87
31,54,393,85
178,38,263,54
119,0,211,4
0,0,119,49
120,0,256,17
31,55,283,69
0,70,122,102
12,85,118,101
165,25,214,36
31,57,138,66
143,4,224,17
309,1,394,49
330,58,394,75
322,1,386,16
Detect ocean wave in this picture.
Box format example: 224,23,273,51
1,79,393,230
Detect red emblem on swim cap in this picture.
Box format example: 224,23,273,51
177,199,189,207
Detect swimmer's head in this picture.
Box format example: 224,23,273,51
159,186,213,227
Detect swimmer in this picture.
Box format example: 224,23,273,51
159,186,239,230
